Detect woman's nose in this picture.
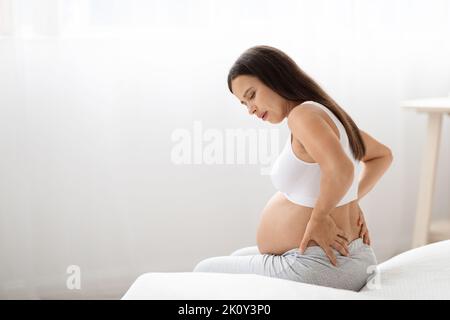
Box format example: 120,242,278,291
247,105,257,116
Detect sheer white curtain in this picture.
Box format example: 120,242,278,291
1,0,449,298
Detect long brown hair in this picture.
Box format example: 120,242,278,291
227,45,366,161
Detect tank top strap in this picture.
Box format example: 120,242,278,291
302,101,346,144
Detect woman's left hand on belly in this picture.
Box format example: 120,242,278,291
298,215,350,266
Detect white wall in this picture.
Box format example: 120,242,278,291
0,0,449,299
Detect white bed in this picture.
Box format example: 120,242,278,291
122,240,450,300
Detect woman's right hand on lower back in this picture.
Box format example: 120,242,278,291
299,214,350,267
357,204,371,246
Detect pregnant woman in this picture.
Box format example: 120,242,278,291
193,45,393,291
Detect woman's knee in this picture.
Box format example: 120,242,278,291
229,246,260,256
193,258,215,272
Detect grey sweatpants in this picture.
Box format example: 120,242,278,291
193,238,377,292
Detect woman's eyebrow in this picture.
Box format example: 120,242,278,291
240,87,253,104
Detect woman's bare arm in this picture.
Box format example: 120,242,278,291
357,129,394,201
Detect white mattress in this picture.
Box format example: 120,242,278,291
122,240,450,300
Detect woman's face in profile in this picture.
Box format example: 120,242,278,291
231,75,295,124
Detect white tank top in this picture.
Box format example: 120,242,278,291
270,101,361,208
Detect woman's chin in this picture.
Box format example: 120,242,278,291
268,116,282,124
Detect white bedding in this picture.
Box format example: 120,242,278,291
122,240,450,300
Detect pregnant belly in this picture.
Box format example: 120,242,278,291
256,191,361,255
